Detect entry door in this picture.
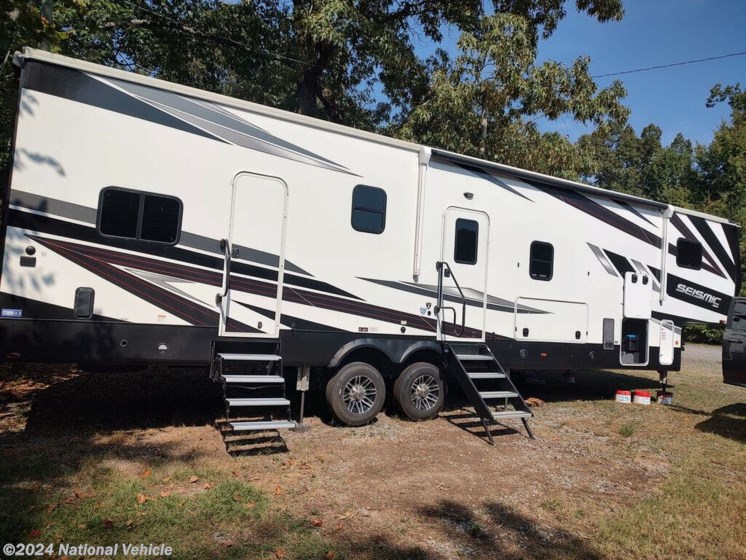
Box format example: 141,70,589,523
218,172,288,338
439,208,489,342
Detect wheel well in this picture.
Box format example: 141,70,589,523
334,347,396,379
401,348,442,370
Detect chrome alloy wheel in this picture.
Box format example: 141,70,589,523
343,375,377,414
410,374,441,411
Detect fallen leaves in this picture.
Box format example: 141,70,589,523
525,397,545,407
274,548,285,559
159,490,172,498
136,493,148,505
141,468,153,479
274,485,283,496
189,475,200,484
311,518,323,527
102,518,114,528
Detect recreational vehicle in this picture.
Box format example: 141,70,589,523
1,49,741,439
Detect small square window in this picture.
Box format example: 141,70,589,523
454,219,479,264
530,241,554,281
676,238,702,270
351,185,386,234
141,195,181,243
99,189,140,238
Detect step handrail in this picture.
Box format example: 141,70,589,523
215,238,232,306
435,261,467,337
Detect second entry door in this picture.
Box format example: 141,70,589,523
439,208,489,342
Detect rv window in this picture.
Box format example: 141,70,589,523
99,189,140,238
98,188,182,244
529,241,554,281
676,238,702,270
454,219,479,264
351,185,386,234
141,195,181,243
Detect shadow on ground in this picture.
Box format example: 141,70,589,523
508,368,662,403
667,402,746,443
410,499,600,559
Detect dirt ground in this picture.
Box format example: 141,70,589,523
1,344,744,559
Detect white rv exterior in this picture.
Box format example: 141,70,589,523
0,48,741,379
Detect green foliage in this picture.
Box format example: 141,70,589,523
684,323,725,345
395,12,629,176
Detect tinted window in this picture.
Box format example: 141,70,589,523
99,188,181,244
676,238,702,270
99,189,140,238
141,195,181,243
454,219,479,264
530,241,553,280
351,185,386,234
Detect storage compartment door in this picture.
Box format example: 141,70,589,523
623,271,653,319
515,298,588,343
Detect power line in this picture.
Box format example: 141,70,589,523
592,50,746,79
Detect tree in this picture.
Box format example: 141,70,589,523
396,13,628,177
578,123,696,204
696,83,746,294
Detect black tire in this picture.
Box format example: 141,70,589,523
393,362,445,421
325,362,386,427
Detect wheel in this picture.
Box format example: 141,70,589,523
325,362,385,427
393,362,445,421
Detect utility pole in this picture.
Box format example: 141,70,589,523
39,0,53,51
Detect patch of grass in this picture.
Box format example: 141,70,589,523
539,498,563,512
596,458,746,559
618,422,637,438
0,448,336,560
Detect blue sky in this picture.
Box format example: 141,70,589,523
414,1,745,147
534,0,746,145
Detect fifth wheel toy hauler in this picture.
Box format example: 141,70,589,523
0,49,741,434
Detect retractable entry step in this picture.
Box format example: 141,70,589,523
443,342,534,443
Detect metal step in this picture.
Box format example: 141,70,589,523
221,375,285,384
226,398,290,407
492,410,532,419
468,372,506,379
218,353,282,361
456,354,493,361
480,391,519,399
229,420,296,431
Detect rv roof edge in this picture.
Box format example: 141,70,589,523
671,205,741,227
431,149,670,212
